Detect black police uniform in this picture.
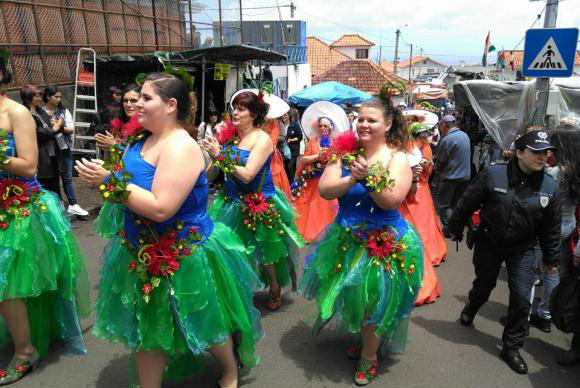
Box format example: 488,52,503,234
447,157,561,351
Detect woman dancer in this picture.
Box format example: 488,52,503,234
76,73,262,388
293,104,348,242
0,54,89,385
202,90,304,312
300,95,423,386
399,123,445,305
264,117,292,199
95,83,142,150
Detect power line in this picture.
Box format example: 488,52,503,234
296,8,387,42
510,4,546,51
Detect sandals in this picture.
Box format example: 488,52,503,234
354,358,378,386
0,349,39,386
265,288,282,311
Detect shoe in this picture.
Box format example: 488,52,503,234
265,288,282,311
557,350,580,367
459,303,477,326
354,358,378,386
67,204,89,216
529,314,551,333
500,348,528,374
0,349,40,385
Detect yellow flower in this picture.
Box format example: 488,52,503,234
103,192,110,198
99,184,106,191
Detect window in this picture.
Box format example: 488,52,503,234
355,48,369,59
423,60,428,64
260,24,273,45
285,23,296,45
427,68,435,73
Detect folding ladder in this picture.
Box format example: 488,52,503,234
72,48,99,156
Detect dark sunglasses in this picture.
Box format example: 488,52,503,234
123,98,139,104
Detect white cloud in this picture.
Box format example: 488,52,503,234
227,0,580,64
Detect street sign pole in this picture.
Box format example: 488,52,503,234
533,0,559,126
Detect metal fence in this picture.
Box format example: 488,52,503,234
0,0,205,88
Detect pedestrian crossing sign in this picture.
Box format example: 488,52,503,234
522,28,578,78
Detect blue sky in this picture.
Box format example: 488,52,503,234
211,0,580,65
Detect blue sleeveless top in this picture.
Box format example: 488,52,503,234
122,139,214,247
224,145,275,198
0,133,41,189
336,168,408,235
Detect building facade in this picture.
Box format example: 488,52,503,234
0,0,231,88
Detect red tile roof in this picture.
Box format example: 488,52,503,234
398,56,447,69
380,59,394,73
498,50,580,67
307,36,351,77
312,59,414,95
330,34,375,48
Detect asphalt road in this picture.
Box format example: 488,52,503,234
8,219,580,388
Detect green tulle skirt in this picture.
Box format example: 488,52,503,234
300,222,423,354
93,203,264,382
209,189,305,289
0,189,90,358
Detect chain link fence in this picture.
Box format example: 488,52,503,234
0,0,202,89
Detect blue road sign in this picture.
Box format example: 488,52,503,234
522,28,578,78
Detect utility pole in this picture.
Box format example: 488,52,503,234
379,25,382,63
218,0,224,46
418,47,423,78
408,44,413,83
290,1,296,18
532,0,559,126
393,29,401,75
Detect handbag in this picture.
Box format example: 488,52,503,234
550,269,580,333
282,143,291,160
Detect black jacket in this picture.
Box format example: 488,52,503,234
32,110,60,179
447,158,561,266
286,121,303,156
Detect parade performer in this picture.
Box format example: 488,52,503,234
202,90,304,312
399,123,445,305
300,90,423,386
95,83,142,150
264,118,292,199
0,51,90,385
76,73,263,388
293,101,349,242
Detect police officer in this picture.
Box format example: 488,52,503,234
447,129,561,375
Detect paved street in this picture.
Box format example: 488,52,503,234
8,219,580,388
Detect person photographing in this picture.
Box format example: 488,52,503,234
447,129,561,375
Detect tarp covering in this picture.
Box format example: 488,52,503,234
288,81,373,107
454,79,580,149
175,45,287,64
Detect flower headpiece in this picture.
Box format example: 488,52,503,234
249,80,274,107
378,80,408,108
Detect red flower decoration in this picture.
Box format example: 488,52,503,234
366,230,396,259
216,121,238,145
188,227,197,234
15,364,27,374
113,163,122,173
330,130,358,156
142,283,153,294
0,179,32,211
242,193,270,215
128,261,137,271
0,369,6,378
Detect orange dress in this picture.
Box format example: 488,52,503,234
264,120,292,199
400,140,447,305
293,137,338,242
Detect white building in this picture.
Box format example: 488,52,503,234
396,56,447,80
329,34,375,60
